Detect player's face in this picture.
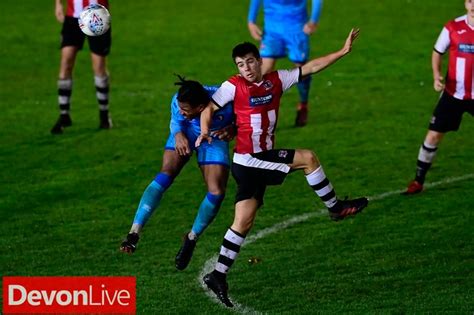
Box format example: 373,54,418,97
235,53,263,83
178,102,204,119
466,0,474,17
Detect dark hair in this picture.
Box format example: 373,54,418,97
232,42,260,61
174,74,209,108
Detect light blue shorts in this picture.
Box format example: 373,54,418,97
260,30,310,64
165,132,230,167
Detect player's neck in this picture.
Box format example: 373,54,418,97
467,14,474,27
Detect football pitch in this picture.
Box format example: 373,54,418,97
1,0,473,313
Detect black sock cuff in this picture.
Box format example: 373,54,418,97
229,227,246,238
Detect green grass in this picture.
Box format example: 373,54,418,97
1,0,473,313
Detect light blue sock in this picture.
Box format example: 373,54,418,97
191,193,225,237
132,173,173,227
297,76,312,103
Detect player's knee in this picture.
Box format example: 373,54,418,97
300,149,319,168
426,130,444,145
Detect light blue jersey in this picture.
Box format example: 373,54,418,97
165,85,233,167
248,0,322,34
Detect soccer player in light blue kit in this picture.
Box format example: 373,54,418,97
248,0,322,127
120,76,234,271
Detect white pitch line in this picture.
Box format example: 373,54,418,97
198,173,474,313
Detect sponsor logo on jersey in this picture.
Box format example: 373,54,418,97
249,94,273,106
457,29,467,35
458,43,474,53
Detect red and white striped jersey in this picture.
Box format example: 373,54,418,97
434,15,474,100
212,69,300,154
66,0,109,18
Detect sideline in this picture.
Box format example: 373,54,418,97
198,173,474,313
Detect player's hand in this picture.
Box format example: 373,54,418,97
248,22,263,41
174,132,191,156
303,22,318,35
340,28,360,55
195,133,212,147
211,124,236,142
433,76,445,92
55,2,65,23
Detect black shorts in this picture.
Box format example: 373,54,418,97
60,16,111,56
231,149,296,206
429,92,474,132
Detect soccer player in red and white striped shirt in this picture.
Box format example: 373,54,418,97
196,29,368,307
404,0,474,194
51,0,112,134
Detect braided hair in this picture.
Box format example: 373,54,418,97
174,74,210,108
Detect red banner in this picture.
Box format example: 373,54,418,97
3,276,136,314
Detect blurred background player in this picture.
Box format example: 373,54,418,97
247,0,323,127
120,76,234,271
404,0,474,195
51,0,112,134
196,31,367,307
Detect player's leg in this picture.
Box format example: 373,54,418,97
175,164,228,270
204,198,260,308
404,92,462,195
89,29,112,129
120,149,189,253
259,31,285,75
404,130,444,195
51,17,85,134
175,140,230,270
288,32,311,127
203,163,265,307
261,58,277,75
290,149,368,220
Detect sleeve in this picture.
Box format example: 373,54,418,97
277,68,301,92
211,81,236,108
169,94,186,135
248,0,262,23
434,27,450,54
310,0,322,23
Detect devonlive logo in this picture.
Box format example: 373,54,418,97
3,276,136,314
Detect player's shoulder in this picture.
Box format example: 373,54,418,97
226,74,240,85
446,15,467,30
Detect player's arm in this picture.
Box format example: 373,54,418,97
55,0,65,23
303,0,322,35
300,28,359,77
432,26,449,92
432,51,445,92
170,96,191,155
247,0,263,41
195,101,220,146
211,123,236,142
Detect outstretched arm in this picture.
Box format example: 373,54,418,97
301,28,359,77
